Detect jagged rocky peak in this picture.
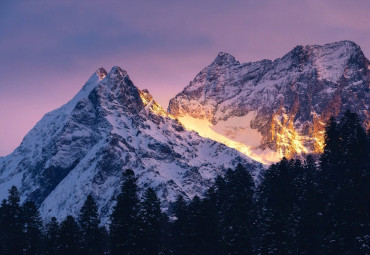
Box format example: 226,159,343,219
0,64,262,224
139,89,175,121
307,40,362,54
140,89,154,102
108,65,129,78
169,40,369,164
286,40,361,59
96,67,107,80
213,52,239,66
282,45,310,66
94,66,144,114
278,40,368,81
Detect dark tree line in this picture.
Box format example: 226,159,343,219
0,188,108,255
0,110,369,254
255,110,370,255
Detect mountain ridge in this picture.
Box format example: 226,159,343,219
0,40,368,223
0,65,262,224
168,40,369,163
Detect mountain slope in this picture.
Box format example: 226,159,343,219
168,41,370,164
0,66,261,224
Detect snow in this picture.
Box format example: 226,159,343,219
0,65,262,225
177,114,276,164
311,42,354,82
212,112,262,147
168,40,368,164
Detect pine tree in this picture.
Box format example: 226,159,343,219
321,116,341,160
22,201,43,255
171,195,205,255
110,169,140,255
319,111,370,254
1,186,24,255
44,217,60,255
293,156,325,255
330,111,369,254
213,174,227,253
78,194,105,255
200,186,221,255
138,187,162,254
187,195,208,255
0,199,7,254
256,159,296,255
171,195,189,255
159,212,171,254
220,164,255,255
319,116,342,254
58,215,81,255
356,128,370,254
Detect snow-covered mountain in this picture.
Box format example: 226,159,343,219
1,40,367,223
168,41,370,164
0,66,262,224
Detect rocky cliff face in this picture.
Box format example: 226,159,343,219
0,67,262,224
168,41,370,164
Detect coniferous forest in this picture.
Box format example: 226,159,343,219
0,110,369,255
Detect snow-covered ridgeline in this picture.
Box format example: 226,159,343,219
169,41,370,163
0,66,262,224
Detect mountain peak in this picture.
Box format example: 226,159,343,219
108,66,129,78
213,52,238,65
96,67,107,80
0,65,261,224
298,40,360,51
284,40,362,60
140,89,153,103
169,41,369,164
322,40,359,49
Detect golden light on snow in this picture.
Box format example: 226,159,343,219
176,113,326,165
139,90,175,119
139,90,326,165
176,115,283,164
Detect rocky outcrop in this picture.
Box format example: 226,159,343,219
0,66,262,224
168,41,370,163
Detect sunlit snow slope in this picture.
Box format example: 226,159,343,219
169,41,370,164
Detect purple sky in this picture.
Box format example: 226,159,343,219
0,0,369,156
